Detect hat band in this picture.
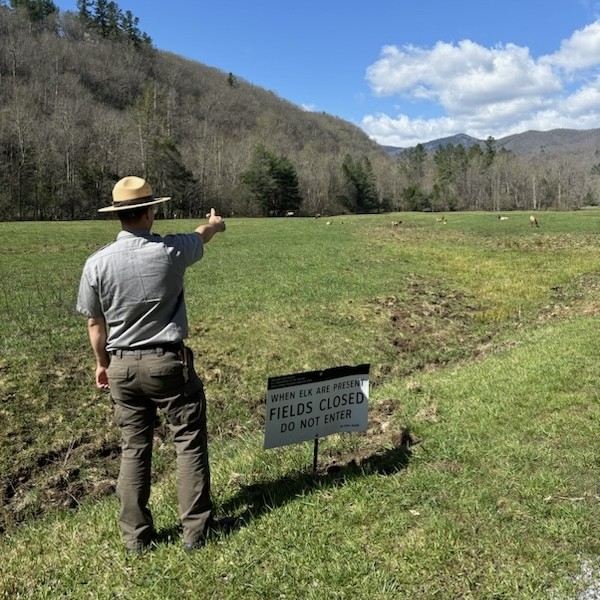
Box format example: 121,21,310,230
112,195,154,208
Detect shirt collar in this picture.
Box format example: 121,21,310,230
117,229,153,239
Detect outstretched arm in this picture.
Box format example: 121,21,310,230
87,317,110,390
195,207,226,244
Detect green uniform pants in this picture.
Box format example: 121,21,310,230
107,346,212,550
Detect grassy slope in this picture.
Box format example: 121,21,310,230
0,211,599,599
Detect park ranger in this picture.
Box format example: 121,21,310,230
76,176,226,552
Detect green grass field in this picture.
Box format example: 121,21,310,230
0,211,599,599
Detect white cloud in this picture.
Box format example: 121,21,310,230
366,40,560,112
561,77,600,113
362,113,462,148
362,21,600,146
544,20,600,71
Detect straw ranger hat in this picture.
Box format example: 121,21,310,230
98,176,171,212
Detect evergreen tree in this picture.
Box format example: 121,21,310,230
484,136,496,168
79,0,151,44
120,9,149,46
105,0,121,39
149,136,197,216
76,0,91,22
242,145,302,216
272,155,299,207
340,154,380,213
227,72,239,88
92,0,108,36
9,0,57,22
402,184,430,211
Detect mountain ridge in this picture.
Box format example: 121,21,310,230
383,128,600,156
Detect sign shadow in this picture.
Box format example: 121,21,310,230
220,428,417,526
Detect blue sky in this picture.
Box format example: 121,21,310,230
55,0,600,147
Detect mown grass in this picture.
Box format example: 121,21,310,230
0,211,599,598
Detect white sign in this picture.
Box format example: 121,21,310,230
264,364,370,449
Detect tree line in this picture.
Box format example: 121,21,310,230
396,137,600,212
0,2,599,221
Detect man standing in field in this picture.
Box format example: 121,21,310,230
76,175,226,553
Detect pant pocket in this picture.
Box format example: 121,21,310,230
144,356,185,397
165,387,205,427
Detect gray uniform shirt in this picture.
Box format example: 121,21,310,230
76,229,203,350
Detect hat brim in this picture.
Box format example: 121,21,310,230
98,196,171,213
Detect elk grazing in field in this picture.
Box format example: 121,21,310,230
498,215,509,220
529,215,539,227
391,220,402,227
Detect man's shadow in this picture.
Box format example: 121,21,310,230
219,428,417,530
154,429,417,545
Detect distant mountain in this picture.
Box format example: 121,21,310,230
420,133,483,153
384,128,600,157
495,128,600,155
382,134,482,155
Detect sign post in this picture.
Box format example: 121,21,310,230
264,364,370,467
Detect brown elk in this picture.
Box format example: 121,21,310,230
529,215,539,227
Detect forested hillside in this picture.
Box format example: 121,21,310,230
2,1,600,220
0,1,391,219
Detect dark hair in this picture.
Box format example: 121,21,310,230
117,206,149,222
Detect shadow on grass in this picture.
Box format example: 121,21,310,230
216,429,416,534
151,430,416,546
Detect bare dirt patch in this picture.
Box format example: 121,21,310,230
0,435,123,533
0,425,173,533
369,277,493,381
539,271,600,321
